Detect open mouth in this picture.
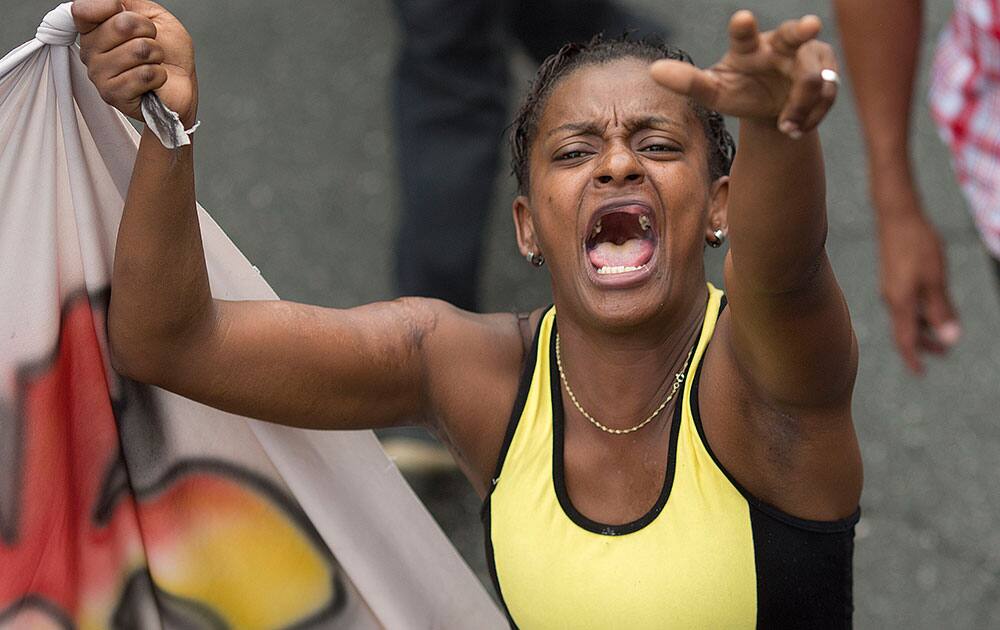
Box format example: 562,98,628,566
585,205,657,277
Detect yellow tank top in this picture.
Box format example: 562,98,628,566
482,285,859,629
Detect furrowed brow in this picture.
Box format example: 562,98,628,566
545,116,681,139
545,120,608,139
623,115,681,132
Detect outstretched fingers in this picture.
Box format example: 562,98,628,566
649,60,720,108
778,40,838,136
771,15,822,57
654,12,838,131
727,10,760,56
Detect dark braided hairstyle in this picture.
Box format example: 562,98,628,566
510,35,736,195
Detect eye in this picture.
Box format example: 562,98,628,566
556,149,593,161
639,143,681,153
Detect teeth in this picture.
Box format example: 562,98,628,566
591,220,602,237
639,215,651,231
597,265,644,275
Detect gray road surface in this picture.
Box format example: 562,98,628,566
4,1,1000,627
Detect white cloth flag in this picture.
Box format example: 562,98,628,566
0,4,505,628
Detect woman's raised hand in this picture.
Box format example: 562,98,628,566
73,0,197,128
651,11,838,138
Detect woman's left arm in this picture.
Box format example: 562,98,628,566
653,12,857,410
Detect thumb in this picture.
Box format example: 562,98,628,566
923,284,961,348
71,0,125,35
650,60,719,108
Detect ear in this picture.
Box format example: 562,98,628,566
704,175,730,244
512,194,541,258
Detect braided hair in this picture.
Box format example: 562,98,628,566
510,35,736,195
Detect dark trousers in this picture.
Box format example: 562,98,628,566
392,0,665,311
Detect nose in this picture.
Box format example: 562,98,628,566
593,143,645,187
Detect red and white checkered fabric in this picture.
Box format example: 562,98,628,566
930,0,1000,258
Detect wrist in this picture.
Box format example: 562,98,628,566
870,168,923,221
866,135,911,167
741,116,782,131
868,150,914,184
139,125,194,155
140,92,199,149
177,70,199,129
740,116,819,142
872,195,929,237
180,109,198,131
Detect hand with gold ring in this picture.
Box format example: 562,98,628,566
650,11,840,139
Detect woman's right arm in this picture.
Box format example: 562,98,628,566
73,0,524,460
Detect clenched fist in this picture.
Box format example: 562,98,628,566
73,0,198,128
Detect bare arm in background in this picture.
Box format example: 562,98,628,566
834,0,961,374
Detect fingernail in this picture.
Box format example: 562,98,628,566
778,121,801,139
935,321,962,347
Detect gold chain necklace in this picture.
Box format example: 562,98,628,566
554,333,693,435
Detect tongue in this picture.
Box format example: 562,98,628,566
588,238,655,269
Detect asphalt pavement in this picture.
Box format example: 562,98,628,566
4,1,1000,627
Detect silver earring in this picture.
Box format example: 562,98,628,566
708,228,725,248
525,251,545,266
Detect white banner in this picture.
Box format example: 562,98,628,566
0,4,504,628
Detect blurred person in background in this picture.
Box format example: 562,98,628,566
387,0,666,470
835,0,1000,374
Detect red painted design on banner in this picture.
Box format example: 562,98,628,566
0,292,340,628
